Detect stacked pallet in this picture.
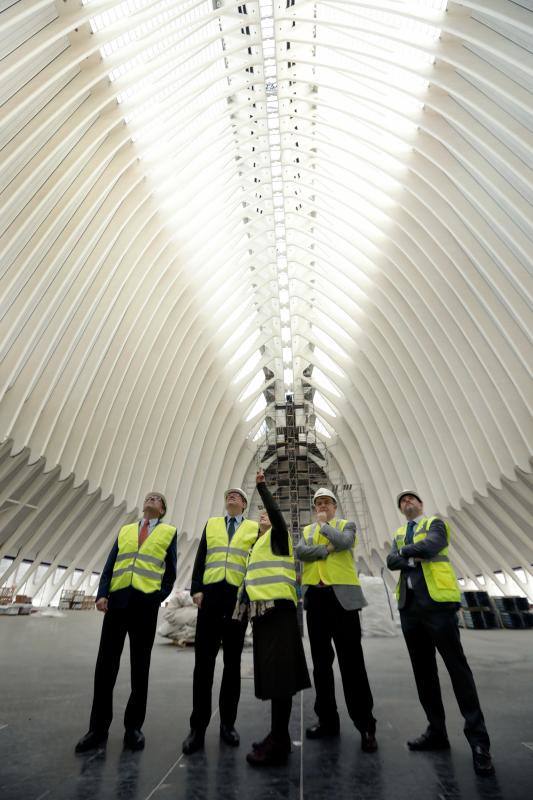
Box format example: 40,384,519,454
0,586,15,605
58,590,96,609
460,591,497,629
0,590,33,615
58,589,75,609
71,591,86,609
493,596,533,629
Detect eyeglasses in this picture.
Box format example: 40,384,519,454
145,495,162,503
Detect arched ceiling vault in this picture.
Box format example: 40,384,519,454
0,0,532,598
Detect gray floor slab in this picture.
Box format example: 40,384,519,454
0,611,532,799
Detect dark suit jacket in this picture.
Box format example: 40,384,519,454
97,520,177,609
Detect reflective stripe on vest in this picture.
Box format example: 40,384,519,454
301,519,360,586
203,517,258,587
245,529,297,603
110,522,176,595
393,516,461,603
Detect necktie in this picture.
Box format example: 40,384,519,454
406,520,416,545
227,517,236,541
138,519,150,548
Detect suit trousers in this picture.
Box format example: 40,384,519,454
305,587,375,732
400,593,490,748
89,596,159,733
190,604,247,731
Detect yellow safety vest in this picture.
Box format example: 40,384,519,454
245,529,297,604
110,522,176,595
394,516,461,603
203,517,258,588
301,519,360,586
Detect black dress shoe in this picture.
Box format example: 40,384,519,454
124,728,145,750
472,745,495,776
75,730,108,753
182,729,205,755
220,723,240,746
407,731,450,751
305,722,340,740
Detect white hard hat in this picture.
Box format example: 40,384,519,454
313,487,337,505
396,490,422,509
224,487,249,507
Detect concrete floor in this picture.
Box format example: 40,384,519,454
0,611,532,800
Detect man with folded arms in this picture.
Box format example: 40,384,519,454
295,487,377,753
387,490,494,777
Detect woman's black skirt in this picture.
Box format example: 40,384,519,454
252,603,311,700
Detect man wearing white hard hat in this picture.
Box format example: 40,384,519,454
387,491,494,776
295,487,377,752
182,487,259,755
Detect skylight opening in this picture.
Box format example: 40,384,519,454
239,370,266,402
314,391,337,418
246,393,267,422
311,325,350,359
229,329,260,366
283,367,294,387
315,415,332,439
233,350,262,384
222,316,257,351
84,0,449,406
253,420,268,441
314,347,346,378
282,347,292,364
313,368,342,398
259,0,294,390
313,309,353,345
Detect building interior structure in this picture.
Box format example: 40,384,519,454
1,1,532,798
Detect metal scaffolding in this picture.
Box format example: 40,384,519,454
260,393,330,546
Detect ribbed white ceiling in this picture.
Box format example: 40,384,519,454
0,0,532,601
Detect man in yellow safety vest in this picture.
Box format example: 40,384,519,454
182,487,259,755
76,492,176,753
387,490,494,776
295,487,377,753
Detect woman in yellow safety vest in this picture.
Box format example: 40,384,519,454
239,469,310,767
